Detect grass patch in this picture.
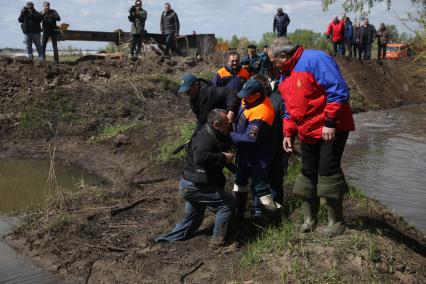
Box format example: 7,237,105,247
145,73,179,90
155,121,195,163
196,70,216,81
47,212,72,231
240,221,296,267
96,121,137,141
284,157,301,187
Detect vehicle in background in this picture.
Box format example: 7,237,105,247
386,43,409,59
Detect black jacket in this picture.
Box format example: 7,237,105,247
18,8,42,34
42,9,60,33
358,24,376,45
190,79,240,127
160,9,180,34
182,125,230,187
273,13,290,35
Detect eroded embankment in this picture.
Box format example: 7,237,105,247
0,55,425,283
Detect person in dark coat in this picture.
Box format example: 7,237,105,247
160,2,181,56
358,18,376,60
155,109,236,249
376,23,389,60
18,1,44,60
178,73,240,128
352,21,361,59
128,0,147,59
41,2,60,62
273,8,290,37
241,44,262,76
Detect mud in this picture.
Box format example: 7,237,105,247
0,55,425,283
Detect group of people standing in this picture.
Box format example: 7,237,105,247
327,15,389,60
156,33,355,249
18,1,60,62
128,1,181,58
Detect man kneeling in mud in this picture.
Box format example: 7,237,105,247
155,109,237,249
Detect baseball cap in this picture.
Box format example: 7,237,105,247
238,78,264,99
178,73,198,93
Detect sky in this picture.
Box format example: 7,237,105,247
0,0,418,50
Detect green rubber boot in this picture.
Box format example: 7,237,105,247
293,173,319,233
321,198,345,237
317,173,348,237
300,196,320,233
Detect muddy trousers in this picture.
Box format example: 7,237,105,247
155,178,236,242
24,32,44,60
130,34,142,57
42,32,59,62
378,43,387,59
234,164,272,218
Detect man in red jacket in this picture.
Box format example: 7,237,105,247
268,37,355,237
327,16,345,56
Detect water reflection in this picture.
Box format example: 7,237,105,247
343,104,426,232
0,158,105,213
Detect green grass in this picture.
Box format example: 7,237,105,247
284,157,302,187
156,121,196,163
95,121,137,141
47,212,72,231
240,221,296,267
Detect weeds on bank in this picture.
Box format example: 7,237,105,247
155,121,195,163
95,121,137,141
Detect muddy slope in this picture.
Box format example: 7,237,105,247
0,56,425,283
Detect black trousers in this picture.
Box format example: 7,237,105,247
164,32,181,55
300,132,349,178
345,38,353,57
130,34,142,56
42,31,58,62
378,43,387,59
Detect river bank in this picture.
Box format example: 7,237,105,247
0,55,425,283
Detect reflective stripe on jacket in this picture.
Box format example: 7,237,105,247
230,95,275,168
212,66,249,91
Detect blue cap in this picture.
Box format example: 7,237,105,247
178,73,198,93
238,78,264,98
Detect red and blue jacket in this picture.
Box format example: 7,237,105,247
212,65,250,91
279,46,355,144
230,95,275,168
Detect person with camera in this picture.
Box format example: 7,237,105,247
18,2,44,60
128,0,147,59
41,2,61,62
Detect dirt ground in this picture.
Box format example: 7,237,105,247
0,54,425,283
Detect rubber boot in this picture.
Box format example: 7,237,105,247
320,198,345,237
300,196,320,233
234,192,248,220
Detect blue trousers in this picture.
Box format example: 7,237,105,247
333,41,344,56
155,178,236,242
235,163,272,217
24,33,44,60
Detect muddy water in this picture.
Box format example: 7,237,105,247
0,158,106,283
343,104,426,232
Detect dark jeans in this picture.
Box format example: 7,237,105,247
42,31,58,62
163,32,181,55
378,43,387,59
361,42,372,59
24,33,44,60
130,34,142,56
235,163,272,217
353,42,361,59
332,41,344,56
269,150,288,205
300,132,349,178
344,38,353,57
155,178,236,242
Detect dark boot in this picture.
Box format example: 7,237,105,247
300,196,320,233
234,192,248,220
320,198,345,237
